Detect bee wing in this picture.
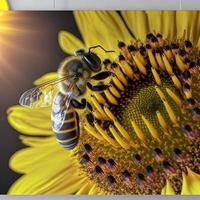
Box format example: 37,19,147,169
52,82,75,131
19,74,74,108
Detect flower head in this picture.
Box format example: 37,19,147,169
8,11,200,195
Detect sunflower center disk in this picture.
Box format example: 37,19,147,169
115,82,180,142
75,34,200,194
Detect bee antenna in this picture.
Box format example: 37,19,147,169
89,45,115,53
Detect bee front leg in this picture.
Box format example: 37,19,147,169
71,98,93,111
90,71,112,80
71,98,87,109
87,82,110,92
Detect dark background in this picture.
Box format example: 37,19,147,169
0,11,81,194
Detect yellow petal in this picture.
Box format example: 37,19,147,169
88,185,99,195
33,72,58,85
161,179,175,195
0,0,9,11
161,11,176,40
74,11,132,60
9,172,86,194
146,11,162,33
58,31,85,55
19,135,56,147
145,11,176,40
121,11,148,41
9,144,86,194
181,167,200,195
7,105,52,136
76,183,93,195
176,11,200,45
9,145,75,173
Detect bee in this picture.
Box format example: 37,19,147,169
19,45,114,150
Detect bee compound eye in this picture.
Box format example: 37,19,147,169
83,53,101,72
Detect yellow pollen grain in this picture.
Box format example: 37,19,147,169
121,48,132,62
175,54,186,73
184,89,192,99
162,54,173,75
119,60,134,79
131,120,147,144
141,115,160,141
93,92,106,104
155,86,166,101
132,54,147,75
164,49,173,61
103,106,116,121
171,74,182,89
109,85,121,98
94,121,120,148
166,88,182,109
162,100,179,127
156,111,169,133
84,121,104,141
92,109,104,120
136,51,146,65
155,52,166,71
104,89,118,105
109,125,131,149
112,75,125,91
114,65,128,86
91,96,108,119
151,67,162,86
114,120,132,141
147,49,158,69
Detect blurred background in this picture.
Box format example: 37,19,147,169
0,11,81,194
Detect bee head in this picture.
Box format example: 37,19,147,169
75,48,101,72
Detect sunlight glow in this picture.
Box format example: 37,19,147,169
0,12,30,78
0,0,9,11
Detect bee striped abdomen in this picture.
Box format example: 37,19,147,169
51,92,79,150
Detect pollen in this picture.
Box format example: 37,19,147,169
75,33,200,194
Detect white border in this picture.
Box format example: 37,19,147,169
8,0,200,10
54,0,180,10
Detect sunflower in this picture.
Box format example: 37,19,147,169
0,0,8,11
7,11,200,195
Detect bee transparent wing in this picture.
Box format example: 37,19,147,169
52,82,75,131
19,74,74,108
19,86,55,108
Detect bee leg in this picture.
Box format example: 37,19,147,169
86,112,95,126
71,99,86,109
87,82,109,92
90,71,112,80
86,101,93,111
